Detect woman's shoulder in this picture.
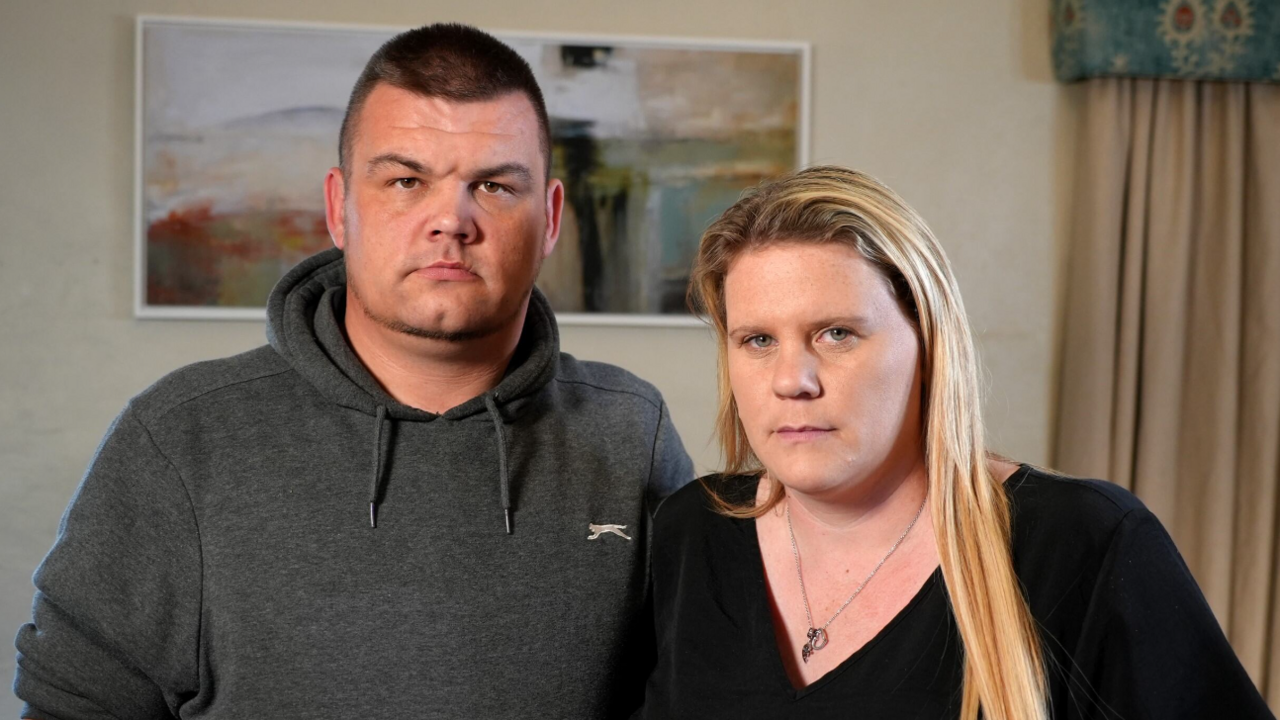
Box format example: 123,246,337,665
1003,464,1172,603
653,473,759,535
1005,464,1151,545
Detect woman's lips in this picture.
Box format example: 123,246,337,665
774,426,835,441
415,262,478,281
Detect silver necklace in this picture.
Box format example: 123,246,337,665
785,493,927,664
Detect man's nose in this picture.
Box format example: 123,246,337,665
427,186,479,244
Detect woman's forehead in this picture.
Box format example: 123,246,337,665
724,243,897,322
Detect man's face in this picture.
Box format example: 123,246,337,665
325,84,563,341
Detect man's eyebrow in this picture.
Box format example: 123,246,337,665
474,162,534,184
365,153,430,176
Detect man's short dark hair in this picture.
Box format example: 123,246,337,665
339,23,553,179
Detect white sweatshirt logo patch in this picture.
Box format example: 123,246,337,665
587,523,632,541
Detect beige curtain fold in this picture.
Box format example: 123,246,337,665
1055,77,1280,703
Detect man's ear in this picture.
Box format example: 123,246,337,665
324,167,346,249
542,178,564,258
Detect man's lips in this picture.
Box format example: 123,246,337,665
414,261,478,281
774,425,835,441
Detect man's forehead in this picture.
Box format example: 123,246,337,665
357,84,541,151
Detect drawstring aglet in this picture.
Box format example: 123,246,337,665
504,508,512,535
369,405,388,530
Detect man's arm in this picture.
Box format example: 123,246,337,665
14,406,202,719
645,400,694,510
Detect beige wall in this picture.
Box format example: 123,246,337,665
0,0,1077,712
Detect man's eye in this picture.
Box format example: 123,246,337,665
478,181,507,194
394,178,419,189
823,327,852,342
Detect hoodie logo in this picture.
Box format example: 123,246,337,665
587,523,632,541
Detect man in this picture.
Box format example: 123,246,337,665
15,23,692,719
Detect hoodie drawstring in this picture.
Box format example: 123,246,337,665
367,398,511,535
369,405,389,528
483,393,513,535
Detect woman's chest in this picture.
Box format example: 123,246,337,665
754,505,944,688
648,514,962,717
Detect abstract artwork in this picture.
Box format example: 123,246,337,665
136,18,808,322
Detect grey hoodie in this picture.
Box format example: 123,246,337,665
14,249,693,719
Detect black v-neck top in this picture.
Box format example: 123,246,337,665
639,466,1273,719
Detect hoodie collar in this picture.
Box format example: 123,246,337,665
268,248,560,534
266,247,561,422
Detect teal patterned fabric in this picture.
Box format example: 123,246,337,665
1053,0,1280,82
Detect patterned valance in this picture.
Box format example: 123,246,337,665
1053,0,1280,83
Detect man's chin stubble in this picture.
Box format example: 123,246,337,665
376,312,503,342
352,282,527,343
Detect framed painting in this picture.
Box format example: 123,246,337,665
135,17,810,324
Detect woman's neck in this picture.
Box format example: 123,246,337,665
770,456,929,539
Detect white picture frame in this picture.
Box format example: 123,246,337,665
134,15,811,326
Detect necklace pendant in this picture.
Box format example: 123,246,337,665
801,627,829,663
809,626,829,650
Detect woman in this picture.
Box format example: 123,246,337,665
640,166,1271,719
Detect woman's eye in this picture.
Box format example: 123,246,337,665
394,178,419,189
745,335,775,349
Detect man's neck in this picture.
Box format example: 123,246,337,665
343,299,526,415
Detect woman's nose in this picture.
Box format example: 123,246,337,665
771,345,821,399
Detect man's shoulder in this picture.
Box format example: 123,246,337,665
130,344,292,425
553,352,665,410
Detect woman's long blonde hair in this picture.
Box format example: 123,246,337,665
690,166,1047,720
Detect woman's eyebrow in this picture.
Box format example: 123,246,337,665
812,315,871,328
727,323,767,337
728,316,871,336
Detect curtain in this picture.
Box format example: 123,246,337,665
1055,77,1280,702
1052,0,1280,84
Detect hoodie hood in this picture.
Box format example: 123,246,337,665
265,247,561,532
266,247,560,421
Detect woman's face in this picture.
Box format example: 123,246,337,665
724,242,924,502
